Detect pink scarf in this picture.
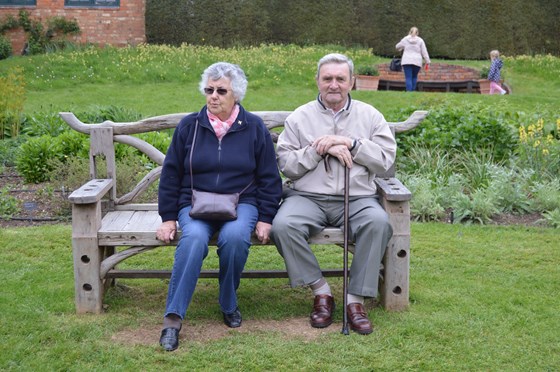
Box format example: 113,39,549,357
207,105,240,141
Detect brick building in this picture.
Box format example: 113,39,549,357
0,0,145,55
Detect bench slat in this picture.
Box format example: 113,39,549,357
97,210,347,246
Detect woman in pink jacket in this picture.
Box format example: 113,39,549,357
396,27,431,92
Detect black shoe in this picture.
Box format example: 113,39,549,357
223,307,242,328
159,327,180,351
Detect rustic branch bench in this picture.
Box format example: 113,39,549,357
60,110,428,314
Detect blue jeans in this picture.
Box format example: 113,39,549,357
164,203,258,319
403,64,421,91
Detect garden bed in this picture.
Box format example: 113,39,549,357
0,167,546,229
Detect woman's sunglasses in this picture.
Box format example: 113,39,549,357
204,87,229,96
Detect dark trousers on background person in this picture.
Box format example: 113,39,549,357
403,64,421,91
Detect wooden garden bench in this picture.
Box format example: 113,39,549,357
60,110,428,314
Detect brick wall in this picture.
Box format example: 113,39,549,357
378,63,481,82
0,0,145,55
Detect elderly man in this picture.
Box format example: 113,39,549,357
271,53,396,334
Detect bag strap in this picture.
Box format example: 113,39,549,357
189,120,253,194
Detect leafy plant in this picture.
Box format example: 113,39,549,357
401,175,445,222
540,208,560,228
21,111,69,137
17,10,81,55
452,188,501,225
0,34,12,60
15,134,63,183
479,66,489,79
0,186,19,219
355,65,379,76
398,102,518,162
516,117,560,179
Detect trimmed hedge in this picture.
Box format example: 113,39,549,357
146,0,560,58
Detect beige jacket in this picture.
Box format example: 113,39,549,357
396,35,431,67
277,98,396,196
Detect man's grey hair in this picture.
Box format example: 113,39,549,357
199,62,248,103
316,53,354,78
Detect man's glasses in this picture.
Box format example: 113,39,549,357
204,87,229,96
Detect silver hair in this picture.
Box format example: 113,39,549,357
199,62,248,102
316,53,354,79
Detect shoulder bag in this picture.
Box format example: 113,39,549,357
188,120,252,221
390,56,402,72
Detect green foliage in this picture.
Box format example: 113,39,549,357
453,188,501,225
540,208,560,228
0,34,12,60
479,66,489,79
0,66,26,139
20,111,68,137
400,175,445,222
515,117,560,179
15,134,62,183
0,186,19,219
145,0,560,58
398,102,517,162
74,105,143,123
0,136,25,167
356,65,379,76
16,10,80,55
529,178,560,212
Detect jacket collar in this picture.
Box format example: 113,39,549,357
316,93,352,113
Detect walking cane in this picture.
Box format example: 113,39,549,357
341,165,350,335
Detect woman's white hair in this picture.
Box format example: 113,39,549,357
199,62,248,103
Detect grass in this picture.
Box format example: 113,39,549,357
1,223,558,370
1,45,559,119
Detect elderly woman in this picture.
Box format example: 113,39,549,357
396,26,431,92
156,62,282,351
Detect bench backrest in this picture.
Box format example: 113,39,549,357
60,110,428,206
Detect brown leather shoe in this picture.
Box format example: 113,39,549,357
310,294,335,328
347,303,373,335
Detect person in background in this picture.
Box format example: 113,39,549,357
488,50,507,95
271,53,396,335
396,26,431,92
156,62,282,351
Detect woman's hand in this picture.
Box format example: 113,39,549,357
255,221,272,244
156,220,177,243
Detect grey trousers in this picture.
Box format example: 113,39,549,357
270,189,393,298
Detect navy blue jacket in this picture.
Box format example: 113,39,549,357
158,105,282,224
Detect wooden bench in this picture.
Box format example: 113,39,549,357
60,110,428,314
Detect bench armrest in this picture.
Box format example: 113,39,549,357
68,179,114,204
375,177,411,202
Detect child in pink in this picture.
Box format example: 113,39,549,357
488,50,507,95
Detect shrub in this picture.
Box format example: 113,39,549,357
0,34,12,60
398,102,518,162
0,67,26,139
0,186,19,219
0,136,26,167
529,178,560,212
453,188,501,225
16,134,63,183
21,111,69,137
540,208,560,229
400,175,445,222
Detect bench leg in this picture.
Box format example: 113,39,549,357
379,199,410,311
72,203,104,314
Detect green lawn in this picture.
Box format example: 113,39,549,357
1,223,558,370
